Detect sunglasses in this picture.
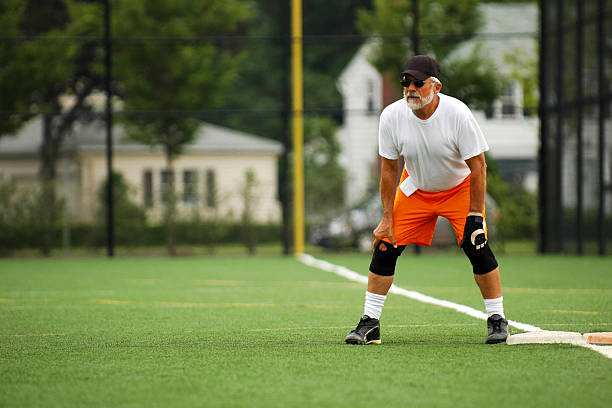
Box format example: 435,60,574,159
400,78,427,88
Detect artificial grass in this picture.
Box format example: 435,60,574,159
1,255,611,407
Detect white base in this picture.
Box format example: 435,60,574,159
506,330,587,346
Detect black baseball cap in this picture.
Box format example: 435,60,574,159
401,55,440,80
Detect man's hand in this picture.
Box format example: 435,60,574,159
373,217,397,250
461,215,487,252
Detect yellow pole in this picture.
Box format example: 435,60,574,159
291,0,305,254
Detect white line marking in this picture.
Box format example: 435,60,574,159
298,253,612,359
583,344,612,358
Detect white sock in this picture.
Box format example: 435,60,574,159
364,291,386,320
483,296,505,318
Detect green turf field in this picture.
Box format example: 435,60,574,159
1,253,611,407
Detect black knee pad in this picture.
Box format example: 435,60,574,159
369,241,406,276
462,242,498,275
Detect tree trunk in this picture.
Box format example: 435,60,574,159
39,113,60,256
36,81,96,256
164,151,177,256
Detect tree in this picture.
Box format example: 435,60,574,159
485,155,537,247
112,0,253,255
356,0,502,108
209,0,370,239
0,0,105,255
504,47,538,116
215,0,372,139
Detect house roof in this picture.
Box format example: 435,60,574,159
337,40,380,89
0,118,282,157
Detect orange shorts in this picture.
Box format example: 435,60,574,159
387,170,479,247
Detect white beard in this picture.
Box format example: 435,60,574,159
405,86,435,111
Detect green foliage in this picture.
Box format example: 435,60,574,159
0,181,63,255
357,0,482,69
185,210,227,255
183,177,226,255
95,172,148,248
0,222,282,251
0,0,103,135
504,47,539,115
143,222,282,247
497,184,537,241
214,0,371,139
485,155,537,242
442,44,503,111
112,0,253,157
356,0,503,108
304,116,345,216
0,174,281,252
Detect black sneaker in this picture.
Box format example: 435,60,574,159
345,315,381,345
486,314,509,344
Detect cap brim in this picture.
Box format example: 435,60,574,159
401,70,429,80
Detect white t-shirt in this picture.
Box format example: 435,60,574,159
378,93,489,197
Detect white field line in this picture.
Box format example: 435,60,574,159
298,253,612,359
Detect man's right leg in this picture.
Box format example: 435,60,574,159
345,188,434,345
345,241,405,345
363,272,394,318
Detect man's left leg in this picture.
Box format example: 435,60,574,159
443,179,508,343
470,260,509,344
474,267,502,299
475,266,505,320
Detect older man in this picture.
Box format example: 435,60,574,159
345,55,509,345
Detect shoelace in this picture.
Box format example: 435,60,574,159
490,318,504,332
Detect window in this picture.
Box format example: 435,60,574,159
501,81,521,117
366,79,375,114
143,170,153,208
205,169,216,208
183,170,197,203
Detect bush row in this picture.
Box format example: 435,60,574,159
0,222,283,252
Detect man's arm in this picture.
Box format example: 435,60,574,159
462,153,488,251
465,153,487,214
373,157,400,249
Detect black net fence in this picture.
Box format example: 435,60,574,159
539,0,612,254
0,1,564,256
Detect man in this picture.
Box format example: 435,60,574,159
345,55,509,345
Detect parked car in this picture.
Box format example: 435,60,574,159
310,195,381,251
310,194,499,251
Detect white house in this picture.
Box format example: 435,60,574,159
336,42,384,206
335,3,540,206
0,118,283,223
